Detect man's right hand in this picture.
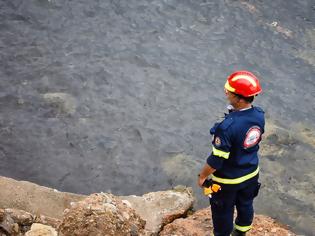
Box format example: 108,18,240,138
197,164,216,187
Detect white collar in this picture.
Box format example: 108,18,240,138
239,106,252,111
227,105,252,112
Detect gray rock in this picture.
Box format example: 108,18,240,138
120,186,194,235
0,176,85,219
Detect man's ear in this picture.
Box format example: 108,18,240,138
235,95,242,102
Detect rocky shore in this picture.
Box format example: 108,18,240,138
0,176,295,236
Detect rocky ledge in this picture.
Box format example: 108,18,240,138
0,176,295,235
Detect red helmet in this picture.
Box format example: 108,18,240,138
224,71,262,97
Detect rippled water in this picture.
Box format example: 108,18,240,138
0,0,314,234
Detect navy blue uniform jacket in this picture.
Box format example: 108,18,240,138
207,106,265,184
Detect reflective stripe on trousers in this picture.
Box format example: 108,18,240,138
234,224,251,232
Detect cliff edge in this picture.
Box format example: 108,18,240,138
0,176,295,235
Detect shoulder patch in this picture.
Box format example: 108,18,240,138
243,126,262,149
214,137,221,146
220,117,234,130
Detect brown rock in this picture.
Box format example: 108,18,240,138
4,208,34,226
58,193,146,236
160,207,212,236
0,209,5,222
0,176,193,235
121,186,194,235
0,208,61,235
249,216,297,236
0,210,15,235
34,215,61,229
0,209,18,236
160,207,296,236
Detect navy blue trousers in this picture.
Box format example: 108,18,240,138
209,177,260,236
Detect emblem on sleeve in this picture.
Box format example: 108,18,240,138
215,137,221,146
243,126,261,148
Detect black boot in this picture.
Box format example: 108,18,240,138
231,229,246,236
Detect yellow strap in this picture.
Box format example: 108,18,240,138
212,146,230,159
235,224,252,232
211,166,259,184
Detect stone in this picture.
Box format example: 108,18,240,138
0,209,4,221
25,223,58,236
160,207,297,236
4,208,34,226
0,209,17,236
0,176,85,219
42,93,77,115
33,215,61,229
120,186,194,235
0,207,61,235
58,193,146,236
160,207,212,236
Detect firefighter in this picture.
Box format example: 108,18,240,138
198,71,265,236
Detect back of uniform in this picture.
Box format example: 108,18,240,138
207,106,265,183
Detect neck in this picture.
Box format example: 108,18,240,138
233,103,252,111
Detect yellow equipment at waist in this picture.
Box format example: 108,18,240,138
203,184,221,197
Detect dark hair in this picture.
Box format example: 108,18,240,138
233,93,255,103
